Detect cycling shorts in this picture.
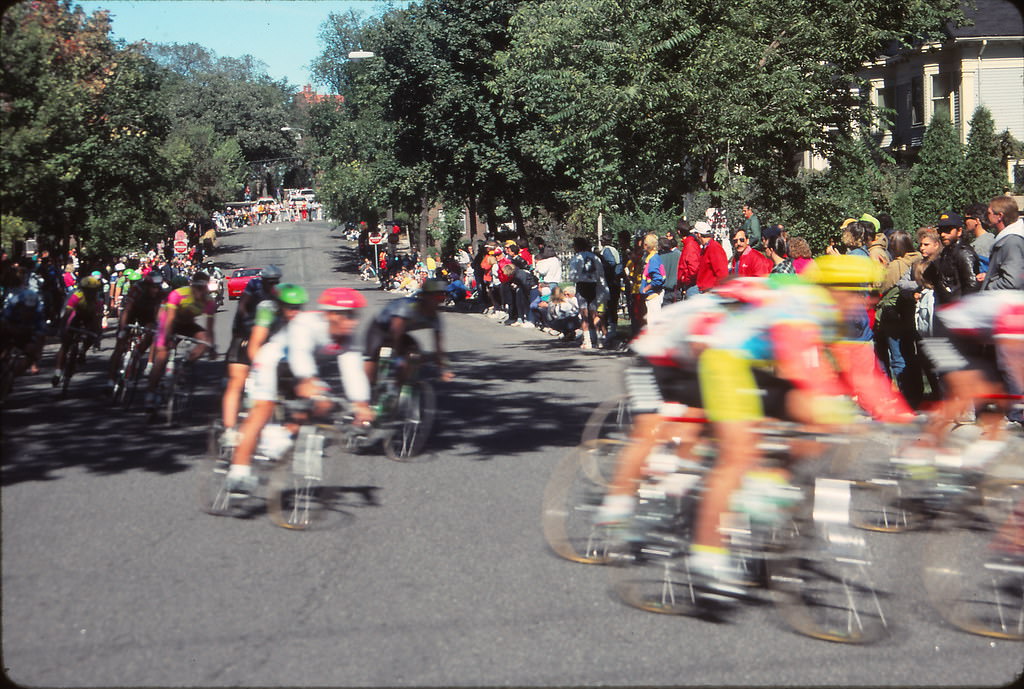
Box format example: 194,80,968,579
363,324,419,363
225,334,252,367
626,361,703,415
697,349,793,423
157,320,204,349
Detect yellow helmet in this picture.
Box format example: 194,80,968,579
805,254,883,291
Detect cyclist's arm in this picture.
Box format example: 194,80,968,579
155,300,177,348
388,315,409,357
829,339,914,423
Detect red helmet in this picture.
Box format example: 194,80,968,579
318,287,366,311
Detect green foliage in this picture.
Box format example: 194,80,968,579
912,113,964,224
1,215,38,249
427,206,467,255
962,106,1007,202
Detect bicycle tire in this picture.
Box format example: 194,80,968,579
122,342,145,408
922,479,1024,641
60,339,79,399
609,539,706,615
541,440,623,564
266,427,336,530
197,422,237,517
163,365,177,426
848,479,926,533
111,340,132,404
383,380,436,462
580,394,633,445
768,509,889,643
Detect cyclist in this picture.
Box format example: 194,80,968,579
221,265,282,444
224,287,374,493
51,274,105,387
599,256,914,594
144,271,217,409
363,277,455,386
108,269,163,389
1,258,47,376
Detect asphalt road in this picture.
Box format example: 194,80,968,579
3,220,1022,687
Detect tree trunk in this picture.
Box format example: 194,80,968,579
510,198,525,239
467,196,478,240
417,195,430,253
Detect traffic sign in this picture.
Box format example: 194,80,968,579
173,240,188,254
368,234,383,245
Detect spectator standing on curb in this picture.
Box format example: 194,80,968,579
729,228,771,277
676,220,700,298
692,221,728,295
980,195,1024,292
741,203,762,250
638,233,665,322
658,236,681,305
534,246,562,287
567,237,603,350
964,202,996,265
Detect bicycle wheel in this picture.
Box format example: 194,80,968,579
267,427,336,530
111,341,132,404
383,381,436,462
197,422,237,516
60,339,79,399
541,440,623,564
769,509,889,643
609,538,704,615
848,479,926,533
581,394,633,445
122,343,145,408
922,479,1024,641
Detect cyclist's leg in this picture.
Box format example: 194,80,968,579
228,340,284,476
692,349,764,560
362,323,389,387
222,336,251,433
147,323,172,393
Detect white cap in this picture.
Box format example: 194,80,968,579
693,221,713,236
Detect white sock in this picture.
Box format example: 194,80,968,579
227,464,251,478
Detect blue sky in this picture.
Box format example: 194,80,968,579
77,1,405,89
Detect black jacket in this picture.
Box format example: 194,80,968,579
925,240,981,305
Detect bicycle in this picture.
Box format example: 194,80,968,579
197,411,341,530
111,325,153,407
148,334,210,426
57,326,100,399
601,420,889,643
372,347,437,462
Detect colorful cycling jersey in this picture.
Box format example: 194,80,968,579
936,289,1024,340
122,282,164,324
2,286,46,333
232,277,274,335
64,289,104,320
262,310,369,403
372,296,441,333
253,299,283,331
165,286,216,321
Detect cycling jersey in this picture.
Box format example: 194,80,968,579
372,296,441,333
2,286,46,334
232,277,275,336
248,311,369,404
155,286,214,348
121,282,163,326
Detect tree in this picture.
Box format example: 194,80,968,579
912,112,964,225
962,106,1007,204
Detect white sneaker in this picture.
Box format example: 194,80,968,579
580,340,593,350
519,321,534,329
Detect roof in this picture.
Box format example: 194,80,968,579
947,0,1023,38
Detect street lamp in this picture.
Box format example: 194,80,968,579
347,50,375,60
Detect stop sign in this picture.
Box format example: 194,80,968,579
368,234,383,245
173,239,188,254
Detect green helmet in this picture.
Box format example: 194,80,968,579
124,269,142,282
276,283,308,306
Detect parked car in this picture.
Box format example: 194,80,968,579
226,268,262,299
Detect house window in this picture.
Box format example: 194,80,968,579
874,85,894,132
911,76,924,126
931,73,951,121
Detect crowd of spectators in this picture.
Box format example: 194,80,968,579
356,196,1021,417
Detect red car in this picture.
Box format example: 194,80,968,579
226,268,262,300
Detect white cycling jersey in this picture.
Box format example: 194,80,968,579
248,310,369,403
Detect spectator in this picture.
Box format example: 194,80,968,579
658,236,681,305
875,230,923,405
741,203,762,249
543,286,580,340
567,236,604,349
909,227,945,402
502,262,540,328
728,228,771,277
599,234,623,338
534,246,562,287
705,206,732,262
980,195,1024,291
862,214,891,266
963,202,995,263
638,233,666,322
676,220,700,297
764,234,795,274
931,211,981,306
692,221,728,295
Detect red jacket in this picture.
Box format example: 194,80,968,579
696,240,728,292
730,247,772,277
677,236,701,288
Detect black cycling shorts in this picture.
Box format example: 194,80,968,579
225,334,251,366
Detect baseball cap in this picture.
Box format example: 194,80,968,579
937,211,964,228
763,224,784,240
693,221,713,236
